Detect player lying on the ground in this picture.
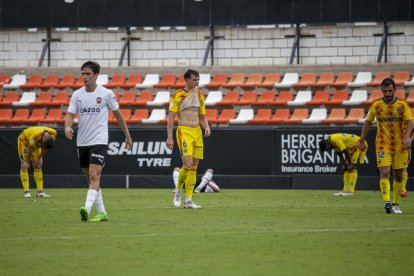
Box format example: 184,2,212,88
172,167,220,193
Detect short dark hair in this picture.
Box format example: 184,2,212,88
81,61,100,74
184,69,199,80
319,139,328,151
43,136,55,149
380,77,395,89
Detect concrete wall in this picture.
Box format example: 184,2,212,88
0,23,413,68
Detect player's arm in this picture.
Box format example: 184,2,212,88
64,112,75,140
403,119,413,148
359,121,372,151
166,111,176,150
199,113,211,137
113,109,132,150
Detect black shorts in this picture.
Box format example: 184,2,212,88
77,145,107,168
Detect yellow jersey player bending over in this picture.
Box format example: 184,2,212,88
319,133,367,196
17,126,57,198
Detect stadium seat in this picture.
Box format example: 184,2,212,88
284,108,309,124
95,74,108,86
330,72,353,88
325,90,349,105
204,91,223,106
114,91,120,102
229,109,255,124
42,108,64,124
222,73,245,89
0,91,20,106
302,108,327,124
237,91,257,106
38,74,59,89
213,109,236,124
321,108,346,124
253,91,276,106
347,72,372,88
154,74,176,89
7,109,30,124
146,91,170,106
142,109,167,124
311,72,335,88
248,108,272,124
367,71,390,87
306,90,330,106
240,73,263,89
287,91,312,106
119,91,137,106
72,76,84,89
395,89,406,99
204,74,228,89
55,74,76,89
274,73,299,88
0,109,13,123
217,91,240,106
267,109,290,124
26,108,47,124
406,90,414,104
120,74,142,89
105,74,126,89
258,73,280,89
50,91,70,106
404,75,414,87
293,73,317,88
199,74,211,88
393,71,410,86
206,109,219,122
12,92,36,107
20,75,43,90
362,90,383,105
341,108,365,124
170,75,186,89
412,107,414,117
343,90,368,105
136,91,154,106
272,90,294,106
128,109,149,124
136,74,160,88
109,109,131,124
0,75,10,88
3,74,27,89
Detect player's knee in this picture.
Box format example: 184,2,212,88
395,174,404,182
89,170,101,182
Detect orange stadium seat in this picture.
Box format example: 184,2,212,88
128,109,149,124
406,90,414,104
38,74,59,89
330,72,353,88
204,74,228,89
216,91,240,106
237,91,257,106
367,72,391,87
119,91,137,106
55,74,76,89
267,109,290,124
153,74,176,89
362,90,383,105
284,108,309,124
31,91,53,106
0,75,11,88
306,90,330,106
0,91,20,106
240,73,263,89
26,108,47,124
135,91,154,106
7,109,29,124
395,89,405,99
248,108,272,124
206,109,219,122
222,73,245,89
72,76,84,89
325,90,349,105
0,109,13,123
20,75,43,90
211,109,236,124
105,74,126,89
393,71,410,87
170,75,186,89
340,108,365,124
258,73,280,89
253,91,276,106
293,73,317,88
50,91,69,106
271,91,294,106
42,109,64,124
321,108,346,124
110,109,131,125
311,72,335,88
120,74,142,89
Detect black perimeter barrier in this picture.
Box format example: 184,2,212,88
0,127,413,190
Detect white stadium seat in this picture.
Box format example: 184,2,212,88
302,108,327,124
347,72,372,88
404,75,414,87
12,92,36,106
204,91,223,106
96,74,109,86
287,90,312,106
342,90,368,105
142,109,166,124
199,73,211,87
3,74,27,89
146,91,170,106
136,74,160,88
274,73,299,88
229,109,255,124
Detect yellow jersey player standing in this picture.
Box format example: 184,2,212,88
359,78,413,214
319,133,367,196
17,126,57,198
166,69,211,208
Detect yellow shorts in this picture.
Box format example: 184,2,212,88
17,136,42,161
176,125,203,159
376,151,409,169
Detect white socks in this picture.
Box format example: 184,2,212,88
85,189,98,214
172,169,180,188
195,170,213,192
95,189,107,214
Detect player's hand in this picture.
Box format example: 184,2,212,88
204,126,211,137
65,126,74,140
125,136,132,151
358,139,366,151
403,136,411,149
166,137,174,150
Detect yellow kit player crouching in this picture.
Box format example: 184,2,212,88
17,126,57,198
319,133,367,196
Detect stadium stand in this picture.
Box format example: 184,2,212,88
367,71,390,87
325,90,349,105
41,108,64,124
120,74,142,89
96,74,109,86
293,73,317,88
272,90,294,106
237,91,257,105
252,91,276,106
347,72,372,88
287,90,312,106
330,72,353,88
362,90,383,105
284,108,309,124
50,91,70,106
170,75,185,89
404,75,414,87
3,74,26,89
142,109,167,124
136,74,160,88
248,108,272,124
55,74,76,89
204,91,223,106
205,109,219,122
26,108,47,124
274,73,299,88
72,76,84,89
0,75,10,88
229,108,254,124
393,71,410,86
127,109,149,124
135,91,154,106
239,73,263,89
204,73,228,89
109,109,131,125
199,74,211,88
20,74,42,90
342,90,368,105
217,91,240,106
222,73,245,89
311,72,335,88
306,90,330,106
0,91,20,106
258,73,280,89
0,109,13,123
12,92,36,106
406,90,414,104
212,109,236,125
146,91,170,106
321,108,346,124
38,74,59,89
154,74,176,89
267,108,290,124
302,108,328,124
105,74,126,89
119,91,137,106
340,108,365,124
7,109,30,124
395,89,405,99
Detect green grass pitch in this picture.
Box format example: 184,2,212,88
1,188,414,275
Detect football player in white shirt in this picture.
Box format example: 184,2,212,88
65,61,132,222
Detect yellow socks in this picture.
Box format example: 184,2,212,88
343,171,350,192
177,166,190,191
185,166,197,198
349,171,358,193
20,169,29,191
380,178,391,202
392,179,403,205
401,171,408,193
34,169,44,191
